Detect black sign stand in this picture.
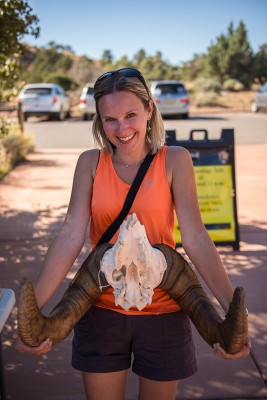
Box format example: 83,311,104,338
166,128,240,251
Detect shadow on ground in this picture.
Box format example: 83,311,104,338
1,207,267,398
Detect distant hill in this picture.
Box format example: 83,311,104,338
19,44,104,91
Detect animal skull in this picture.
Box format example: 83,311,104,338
100,213,167,310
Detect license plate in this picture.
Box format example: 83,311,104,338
166,98,174,104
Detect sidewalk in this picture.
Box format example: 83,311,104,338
0,144,267,400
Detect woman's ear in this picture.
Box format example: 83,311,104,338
148,99,154,118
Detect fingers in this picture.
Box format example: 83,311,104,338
14,335,52,356
213,341,251,360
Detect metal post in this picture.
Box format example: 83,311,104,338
0,333,7,400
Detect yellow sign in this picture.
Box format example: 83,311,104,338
174,165,236,243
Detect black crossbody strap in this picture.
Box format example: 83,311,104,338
97,152,155,246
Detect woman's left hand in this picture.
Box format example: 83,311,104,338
213,340,251,360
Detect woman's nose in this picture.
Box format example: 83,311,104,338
116,120,128,134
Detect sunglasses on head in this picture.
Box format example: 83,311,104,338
94,68,150,98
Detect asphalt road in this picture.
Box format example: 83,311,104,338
24,112,267,149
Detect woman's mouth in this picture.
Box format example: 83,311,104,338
118,133,136,143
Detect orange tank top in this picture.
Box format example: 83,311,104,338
90,146,180,315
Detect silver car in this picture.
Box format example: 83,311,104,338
251,82,267,113
150,80,189,118
18,83,71,121
79,83,96,120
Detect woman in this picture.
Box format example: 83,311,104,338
16,68,250,400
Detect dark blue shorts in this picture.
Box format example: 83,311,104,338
72,306,197,381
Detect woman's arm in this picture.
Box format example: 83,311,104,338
15,149,99,354
34,149,99,309
166,147,251,360
167,146,234,311
167,146,250,359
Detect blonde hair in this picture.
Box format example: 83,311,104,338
92,73,165,154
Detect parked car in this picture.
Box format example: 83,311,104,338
79,83,96,120
150,80,189,118
251,82,267,113
18,83,71,121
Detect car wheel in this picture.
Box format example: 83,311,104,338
55,108,65,121
251,101,258,113
182,112,189,119
83,113,89,121
23,113,28,121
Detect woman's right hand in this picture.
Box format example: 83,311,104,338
14,332,52,356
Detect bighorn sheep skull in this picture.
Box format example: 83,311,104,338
17,214,248,354
100,213,167,310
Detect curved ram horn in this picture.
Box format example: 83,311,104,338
155,243,248,354
17,243,112,347
18,241,248,354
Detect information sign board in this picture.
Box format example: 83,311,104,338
166,129,239,250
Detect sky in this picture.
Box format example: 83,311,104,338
24,0,267,66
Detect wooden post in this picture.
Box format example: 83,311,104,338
17,102,24,135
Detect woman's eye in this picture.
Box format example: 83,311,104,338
105,117,115,122
127,113,136,118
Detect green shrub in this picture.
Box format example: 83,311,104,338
192,77,222,94
223,79,245,92
0,123,34,179
193,91,222,107
0,118,9,139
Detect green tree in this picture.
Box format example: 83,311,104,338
0,0,39,102
203,20,253,88
46,41,74,54
45,73,75,91
113,55,132,70
133,49,147,65
253,44,267,83
136,51,178,82
226,21,253,87
180,53,204,81
101,49,114,66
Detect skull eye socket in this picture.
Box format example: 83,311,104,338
112,265,126,281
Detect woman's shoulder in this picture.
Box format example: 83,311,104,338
79,148,100,160
164,146,193,186
75,148,101,178
166,145,192,167
77,148,101,164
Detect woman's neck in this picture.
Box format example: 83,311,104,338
113,148,148,169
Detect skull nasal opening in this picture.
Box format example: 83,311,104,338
112,265,126,282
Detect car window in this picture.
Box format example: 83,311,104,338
24,88,52,95
86,87,94,95
155,84,186,95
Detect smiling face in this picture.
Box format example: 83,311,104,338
98,90,153,158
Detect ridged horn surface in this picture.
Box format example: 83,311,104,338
155,243,248,354
18,241,248,354
17,243,112,347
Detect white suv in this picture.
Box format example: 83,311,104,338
18,83,71,121
150,80,189,118
251,82,267,113
79,83,96,120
